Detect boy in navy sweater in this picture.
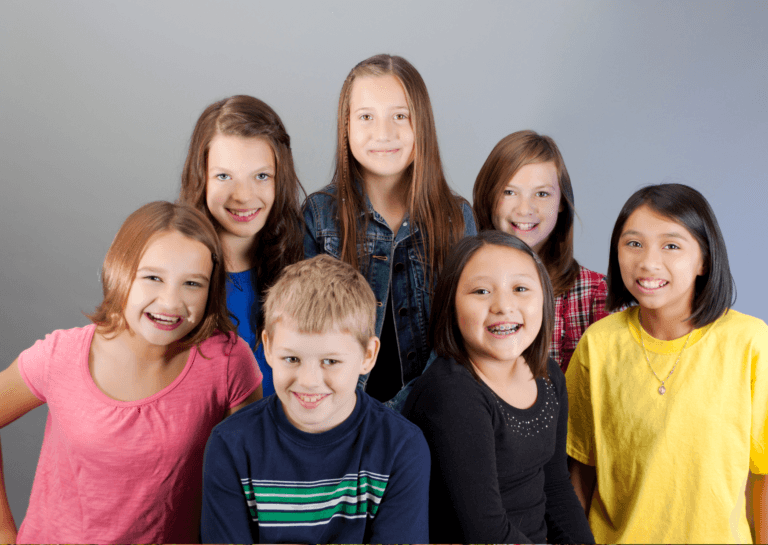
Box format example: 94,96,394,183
201,255,430,544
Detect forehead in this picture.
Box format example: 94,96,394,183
139,230,212,271
349,74,408,109
207,134,275,168
460,244,541,284
270,318,366,353
507,161,559,188
621,204,695,239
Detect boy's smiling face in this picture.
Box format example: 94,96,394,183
263,318,379,433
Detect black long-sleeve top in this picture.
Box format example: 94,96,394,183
402,355,594,544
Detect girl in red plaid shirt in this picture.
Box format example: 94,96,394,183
473,130,609,372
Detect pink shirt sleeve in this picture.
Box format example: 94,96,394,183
18,328,76,402
226,334,262,408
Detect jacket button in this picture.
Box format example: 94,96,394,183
407,351,416,360
398,307,408,317
394,262,405,272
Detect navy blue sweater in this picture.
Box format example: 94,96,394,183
201,392,430,544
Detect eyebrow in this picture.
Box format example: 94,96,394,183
207,164,274,172
466,273,538,283
352,105,409,114
137,267,210,281
621,230,688,239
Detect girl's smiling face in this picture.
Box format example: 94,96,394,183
348,74,415,187
123,230,212,348
205,134,276,246
618,204,705,318
492,161,562,252
455,244,543,368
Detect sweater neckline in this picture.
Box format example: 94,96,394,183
270,390,365,447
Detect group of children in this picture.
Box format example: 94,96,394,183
0,53,765,544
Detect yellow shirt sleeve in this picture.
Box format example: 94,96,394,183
565,332,596,466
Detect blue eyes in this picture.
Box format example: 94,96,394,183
216,173,231,181
214,172,272,181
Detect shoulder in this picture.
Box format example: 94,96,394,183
197,331,248,359
568,265,607,294
304,184,337,207
405,356,491,415
546,357,567,395
20,324,95,361
457,199,478,234
211,394,273,441
361,393,427,446
707,310,768,346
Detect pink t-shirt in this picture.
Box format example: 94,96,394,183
16,324,261,544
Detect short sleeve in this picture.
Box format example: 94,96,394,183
749,319,768,474
17,329,75,402
565,335,597,466
227,336,261,409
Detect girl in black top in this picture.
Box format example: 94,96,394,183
403,231,593,544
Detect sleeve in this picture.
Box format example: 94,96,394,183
591,274,610,322
227,336,261,408
17,331,64,402
200,428,258,543
367,427,430,544
565,336,597,466
750,319,768,474
302,196,322,259
408,373,532,543
460,200,478,236
543,363,595,544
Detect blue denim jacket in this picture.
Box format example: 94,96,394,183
303,184,477,393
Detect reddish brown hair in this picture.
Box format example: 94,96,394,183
179,95,305,337
333,54,467,287
88,201,233,348
473,130,579,297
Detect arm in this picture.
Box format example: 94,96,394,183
0,359,47,543
200,429,257,544
367,429,430,544
569,458,597,516
748,471,767,544
543,368,595,543
408,374,532,543
302,197,322,259
224,385,261,418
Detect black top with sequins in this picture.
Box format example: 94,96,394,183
403,356,594,544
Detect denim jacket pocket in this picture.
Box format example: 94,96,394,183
321,231,374,261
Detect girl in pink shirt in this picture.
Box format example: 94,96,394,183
0,201,262,544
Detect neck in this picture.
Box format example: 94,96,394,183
363,173,409,230
638,306,695,340
469,353,530,385
105,328,184,366
220,232,256,273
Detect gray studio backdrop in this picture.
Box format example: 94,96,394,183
1,0,766,525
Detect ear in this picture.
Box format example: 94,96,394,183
697,258,707,277
360,336,380,375
261,330,275,370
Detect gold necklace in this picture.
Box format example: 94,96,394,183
637,314,693,395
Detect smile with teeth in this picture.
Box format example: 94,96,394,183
511,222,538,232
637,278,669,289
145,312,184,331
293,392,330,407
487,323,522,336
227,208,260,221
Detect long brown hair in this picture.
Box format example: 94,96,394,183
334,54,467,287
473,130,579,297
430,231,554,381
88,201,233,349
179,95,305,336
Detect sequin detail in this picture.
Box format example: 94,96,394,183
493,378,559,437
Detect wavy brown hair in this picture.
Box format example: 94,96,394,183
179,95,305,337
473,130,579,297
333,54,466,287
88,201,233,350
430,231,555,381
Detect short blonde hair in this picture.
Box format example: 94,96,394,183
263,255,377,348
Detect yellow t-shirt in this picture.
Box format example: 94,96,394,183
566,307,768,544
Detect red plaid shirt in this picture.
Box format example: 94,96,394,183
551,266,609,372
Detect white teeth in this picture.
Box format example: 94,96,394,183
148,313,180,324
297,394,326,402
638,279,668,289
488,324,521,335
513,222,537,231
229,209,258,217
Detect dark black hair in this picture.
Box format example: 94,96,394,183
606,183,736,327
429,230,555,381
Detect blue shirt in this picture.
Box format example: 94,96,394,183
225,268,273,397
303,184,477,394
201,391,430,544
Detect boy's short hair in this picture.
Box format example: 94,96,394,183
263,255,377,348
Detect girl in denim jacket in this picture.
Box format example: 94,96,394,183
304,54,476,404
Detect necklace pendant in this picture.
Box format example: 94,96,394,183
658,385,666,395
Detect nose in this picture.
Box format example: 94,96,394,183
297,362,322,389
157,282,184,311
639,245,662,271
374,117,395,141
231,178,254,203
515,195,535,216
490,289,515,315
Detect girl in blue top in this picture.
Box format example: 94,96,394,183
304,54,477,404
180,95,305,397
